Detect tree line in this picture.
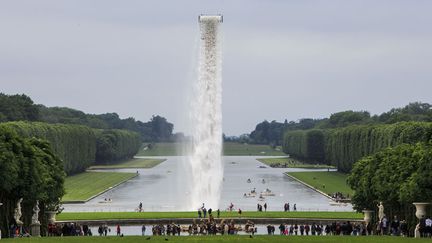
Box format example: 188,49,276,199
0,93,174,142
283,122,432,172
247,102,432,146
0,122,141,175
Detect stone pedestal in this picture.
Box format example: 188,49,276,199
45,211,57,225
362,210,373,224
413,202,430,238
362,210,373,236
30,223,41,237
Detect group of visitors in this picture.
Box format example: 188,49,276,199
273,222,343,236
257,203,267,212
283,203,296,211
47,223,92,236
151,218,252,236
197,204,220,219
151,223,180,236
330,192,348,201
43,217,432,237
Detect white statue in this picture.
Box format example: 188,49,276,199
14,198,23,225
377,201,384,221
31,200,40,224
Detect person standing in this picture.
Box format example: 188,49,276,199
391,215,400,236
141,225,146,236
425,217,432,237
116,225,121,236
203,208,207,218
264,203,267,212
279,224,285,235
293,204,297,211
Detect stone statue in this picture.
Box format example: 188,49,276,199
377,201,384,221
31,200,40,224
14,198,23,225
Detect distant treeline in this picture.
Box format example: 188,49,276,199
246,102,432,146
0,122,140,175
283,122,432,172
0,93,175,142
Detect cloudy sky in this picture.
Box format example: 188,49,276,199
1,0,431,135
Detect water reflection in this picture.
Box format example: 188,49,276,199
63,156,353,212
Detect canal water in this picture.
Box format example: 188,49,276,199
63,156,353,212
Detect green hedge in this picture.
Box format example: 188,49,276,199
95,129,141,164
325,122,432,172
0,121,96,175
282,129,325,162
0,126,65,237
283,122,432,172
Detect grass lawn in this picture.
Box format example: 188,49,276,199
286,172,353,197
137,142,184,156
88,158,166,169
136,142,286,156
63,172,137,202
57,211,362,221
257,157,334,169
1,235,426,243
223,143,286,156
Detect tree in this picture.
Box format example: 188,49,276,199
0,127,65,237
0,93,39,122
347,142,432,233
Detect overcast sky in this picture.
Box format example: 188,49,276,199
1,1,431,135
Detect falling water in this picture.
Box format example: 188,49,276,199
187,15,223,210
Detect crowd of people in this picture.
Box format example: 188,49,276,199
151,219,255,236
47,223,92,236
42,217,432,238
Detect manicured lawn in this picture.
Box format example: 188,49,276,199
223,143,286,156
137,142,184,156
63,172,137,202
286,172,353,197
1,235,426,243
57,211,362,221
257,157,334,169
137,142,286,156
88,158,166,169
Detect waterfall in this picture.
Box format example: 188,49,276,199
187,15,223,210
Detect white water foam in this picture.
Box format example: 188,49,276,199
185,15,223,210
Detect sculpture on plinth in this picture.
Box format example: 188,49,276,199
14,198,23,225
377,201,384,221
31,200,40,224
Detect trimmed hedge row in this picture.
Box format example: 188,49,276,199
1,122,142,175
95,129,141,163
282,129,325,162
0,122,96,175
283,122,432,172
